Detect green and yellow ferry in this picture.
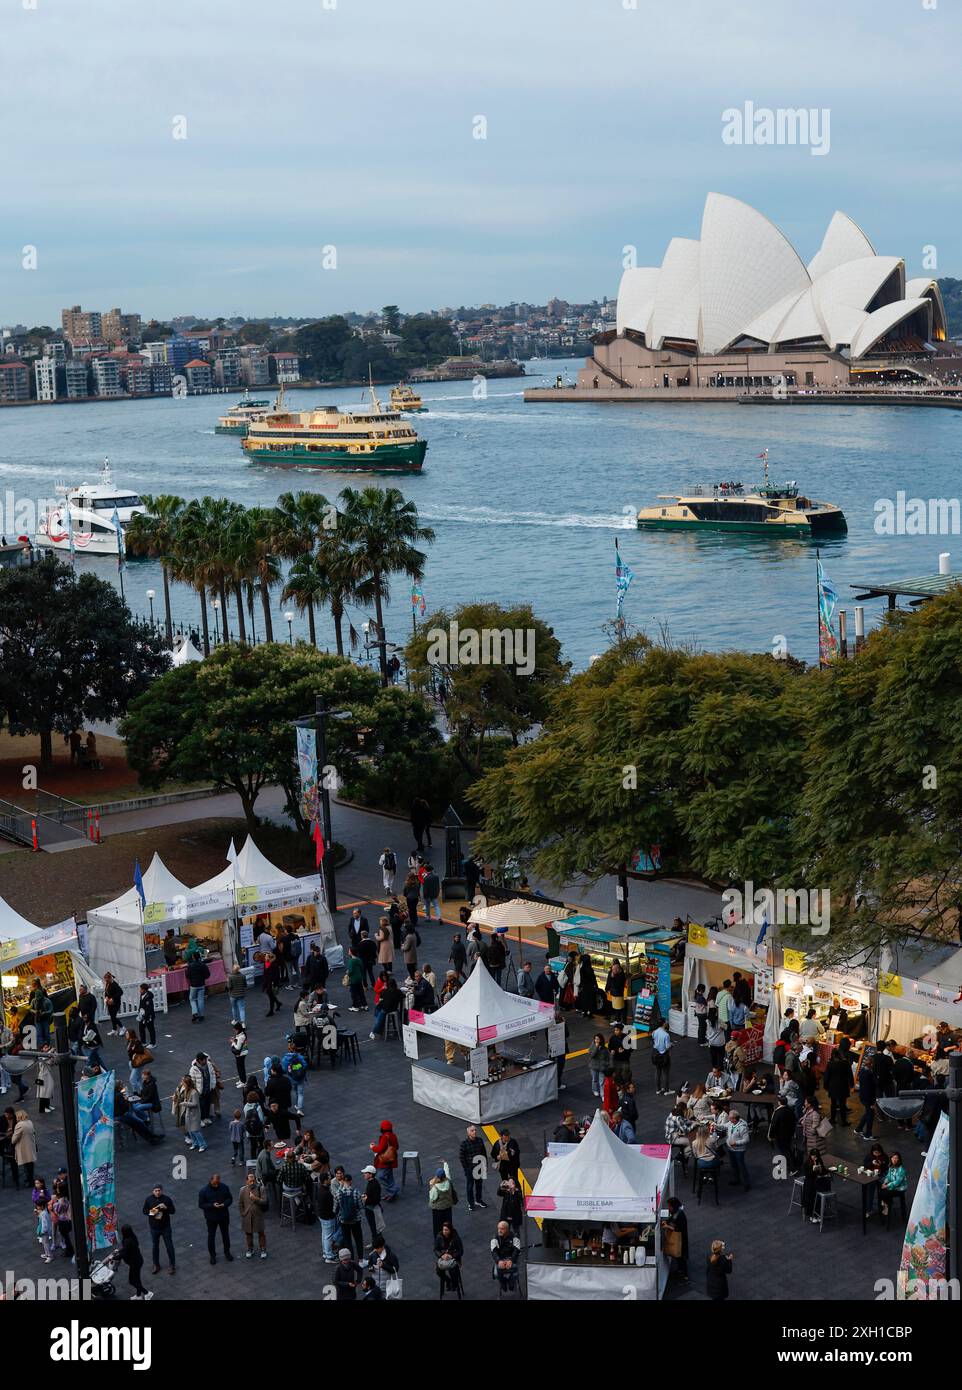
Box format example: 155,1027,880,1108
242,384,427,472
636,456,846,537
214,391,272,435
389,384,427,413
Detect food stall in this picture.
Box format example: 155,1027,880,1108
0,895,81,1023
682,920,770,1047
408,961,558,1122
525,1112,673,1301
553,921,681,1030
875,942,962,1065
763,948,875,1068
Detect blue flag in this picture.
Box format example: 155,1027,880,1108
133,860,146,908
755,913,769,948
615,538,634,617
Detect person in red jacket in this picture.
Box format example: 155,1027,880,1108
602,1069,620,1119
369,1120,400,1201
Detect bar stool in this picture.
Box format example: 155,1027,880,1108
401,1151,422,1187
883,1190,907,1229
438,1264,464,1299
695,1168,720,1206
787,1177,805,1217
385,1011,402,1041
337,1031,361,1066
278,1187,300,1231
671,1144,689,1178
814,1190,838,1233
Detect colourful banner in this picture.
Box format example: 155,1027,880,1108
817,552,839,666
898,1110,948,1298
296,725,319,826
782,948,807,974
879,972,902,996
77,1068,117,1251
687,922,708,948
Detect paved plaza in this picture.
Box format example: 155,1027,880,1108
0,896,917,1302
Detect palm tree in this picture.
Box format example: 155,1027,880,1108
125,494,184,645
171,501,212,655
339,486,434,684
197,496,240,643
271,491,331,646
281,552,322,646
247,507,282,642
314,525,361,658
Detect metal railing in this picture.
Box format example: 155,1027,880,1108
0,795,91,848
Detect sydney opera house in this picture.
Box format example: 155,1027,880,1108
578,193,947,394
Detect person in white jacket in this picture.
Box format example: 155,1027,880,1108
378,848,397,895
189,1053,218,1127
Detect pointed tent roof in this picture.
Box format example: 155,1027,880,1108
87,853,191,926
526,1112,670,1221
409,960,554,1046
171,637,203,666
0,896,78,971
0,894,43,942
190,836,333,941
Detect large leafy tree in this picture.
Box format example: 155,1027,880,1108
121,643,441,829
791,586,962,968
471,635,808,888
405,600,569,775
340,487,433,685
0,558,168,768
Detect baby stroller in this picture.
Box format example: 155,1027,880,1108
89,1257,116,1300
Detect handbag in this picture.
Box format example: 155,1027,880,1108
385,1276,402,1299
342,973,351,987
662,1226,683,1260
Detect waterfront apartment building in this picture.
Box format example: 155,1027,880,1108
119,357,153,394
150,363,173,393
184,358,212,391
142,340,169,365
64,360,89,398
213,349,241,389
92,356,122,397
166,336,192,373
0,360,30,402
62,305,103,342
43,339,67,364
34,357,57,401
102,308,142,346
271,351,301,383
240,348,270,387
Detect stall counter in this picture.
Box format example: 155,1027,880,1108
154,957,227,998
411,1055,557,1122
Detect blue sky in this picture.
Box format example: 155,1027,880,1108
1,0,958,321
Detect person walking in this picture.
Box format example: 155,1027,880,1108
693,983,709,1045
360,1164,385,1241
102,974,123,1036
400,925,419,978
12,1110,37,1185
428,1164,456,1237
459,1124,487,1211
854,1063,877,1140
706,1016,727,1070
238,1171,269,1258
261,953,281,1017
715,980,734,1040
410,796,432,852
767,1094,798,1172
587,1033,610,1099
403,872,421,930
369,1119,400,1200
143,1185,176,1275
335,1173,365,1260
651,1019,672,1094
491,1129,520,1184
346,948,368,1012
179,1075,207,1152
81,1015,105,1072
421,863,441,922
229,1021,249,1089
376,917,394,975
334,1248,363,1300
185,954,210,1023
379,847,397,895
706,1239,733,1301
136,984,156,1047
189,1051,217,1126
357,930,377,989
227,965,248,1026
575,953,598,1018
113,1224,152,1300
198,1173,233,1264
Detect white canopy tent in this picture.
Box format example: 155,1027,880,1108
681,920,768,1036
86,853,196,981
0,897,79,971
171,636,203,666
409,962,558,1121
194,835,335,956
525,1113,673,1300
410,956,555,1045
877,942,962,1044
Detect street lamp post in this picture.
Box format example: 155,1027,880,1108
146,588,155,628
212,597,221,645
285,610,294,645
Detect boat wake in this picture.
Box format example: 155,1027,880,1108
418,503,634,530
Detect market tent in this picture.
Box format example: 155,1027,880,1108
171,636,203,666
193,836,334,949
526,1111,669,1221
469,898,572,930
0,897,78,971
86,853,193,980
410,959,555,1046
877,941,962,1040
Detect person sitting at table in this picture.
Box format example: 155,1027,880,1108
691,1125,723,1176
879,1151,908,1219
864,1142,888,1214
801,1150,832,1222
779,1069,803,1120
309,987,336,1018
665,1103,693,1158
293,992,313,1032
370,973,403,1040
687,1083,713,1125
705,1064,727,1091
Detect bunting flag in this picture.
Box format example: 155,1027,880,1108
411,581,426,616
111,508,126,570
133,859,146,908
816,552,840,666
614,538,634,618
312,818,325,867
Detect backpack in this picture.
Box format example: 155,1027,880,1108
383,851,396,873
245,1109,264,1139
288,1055,306,1081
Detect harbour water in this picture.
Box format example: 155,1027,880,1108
1,358,958,669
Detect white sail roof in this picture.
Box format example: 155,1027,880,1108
410,959,554,1046
807,210,876,280
87,853,191,926
526,1111,670,1221
0,894,43,941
